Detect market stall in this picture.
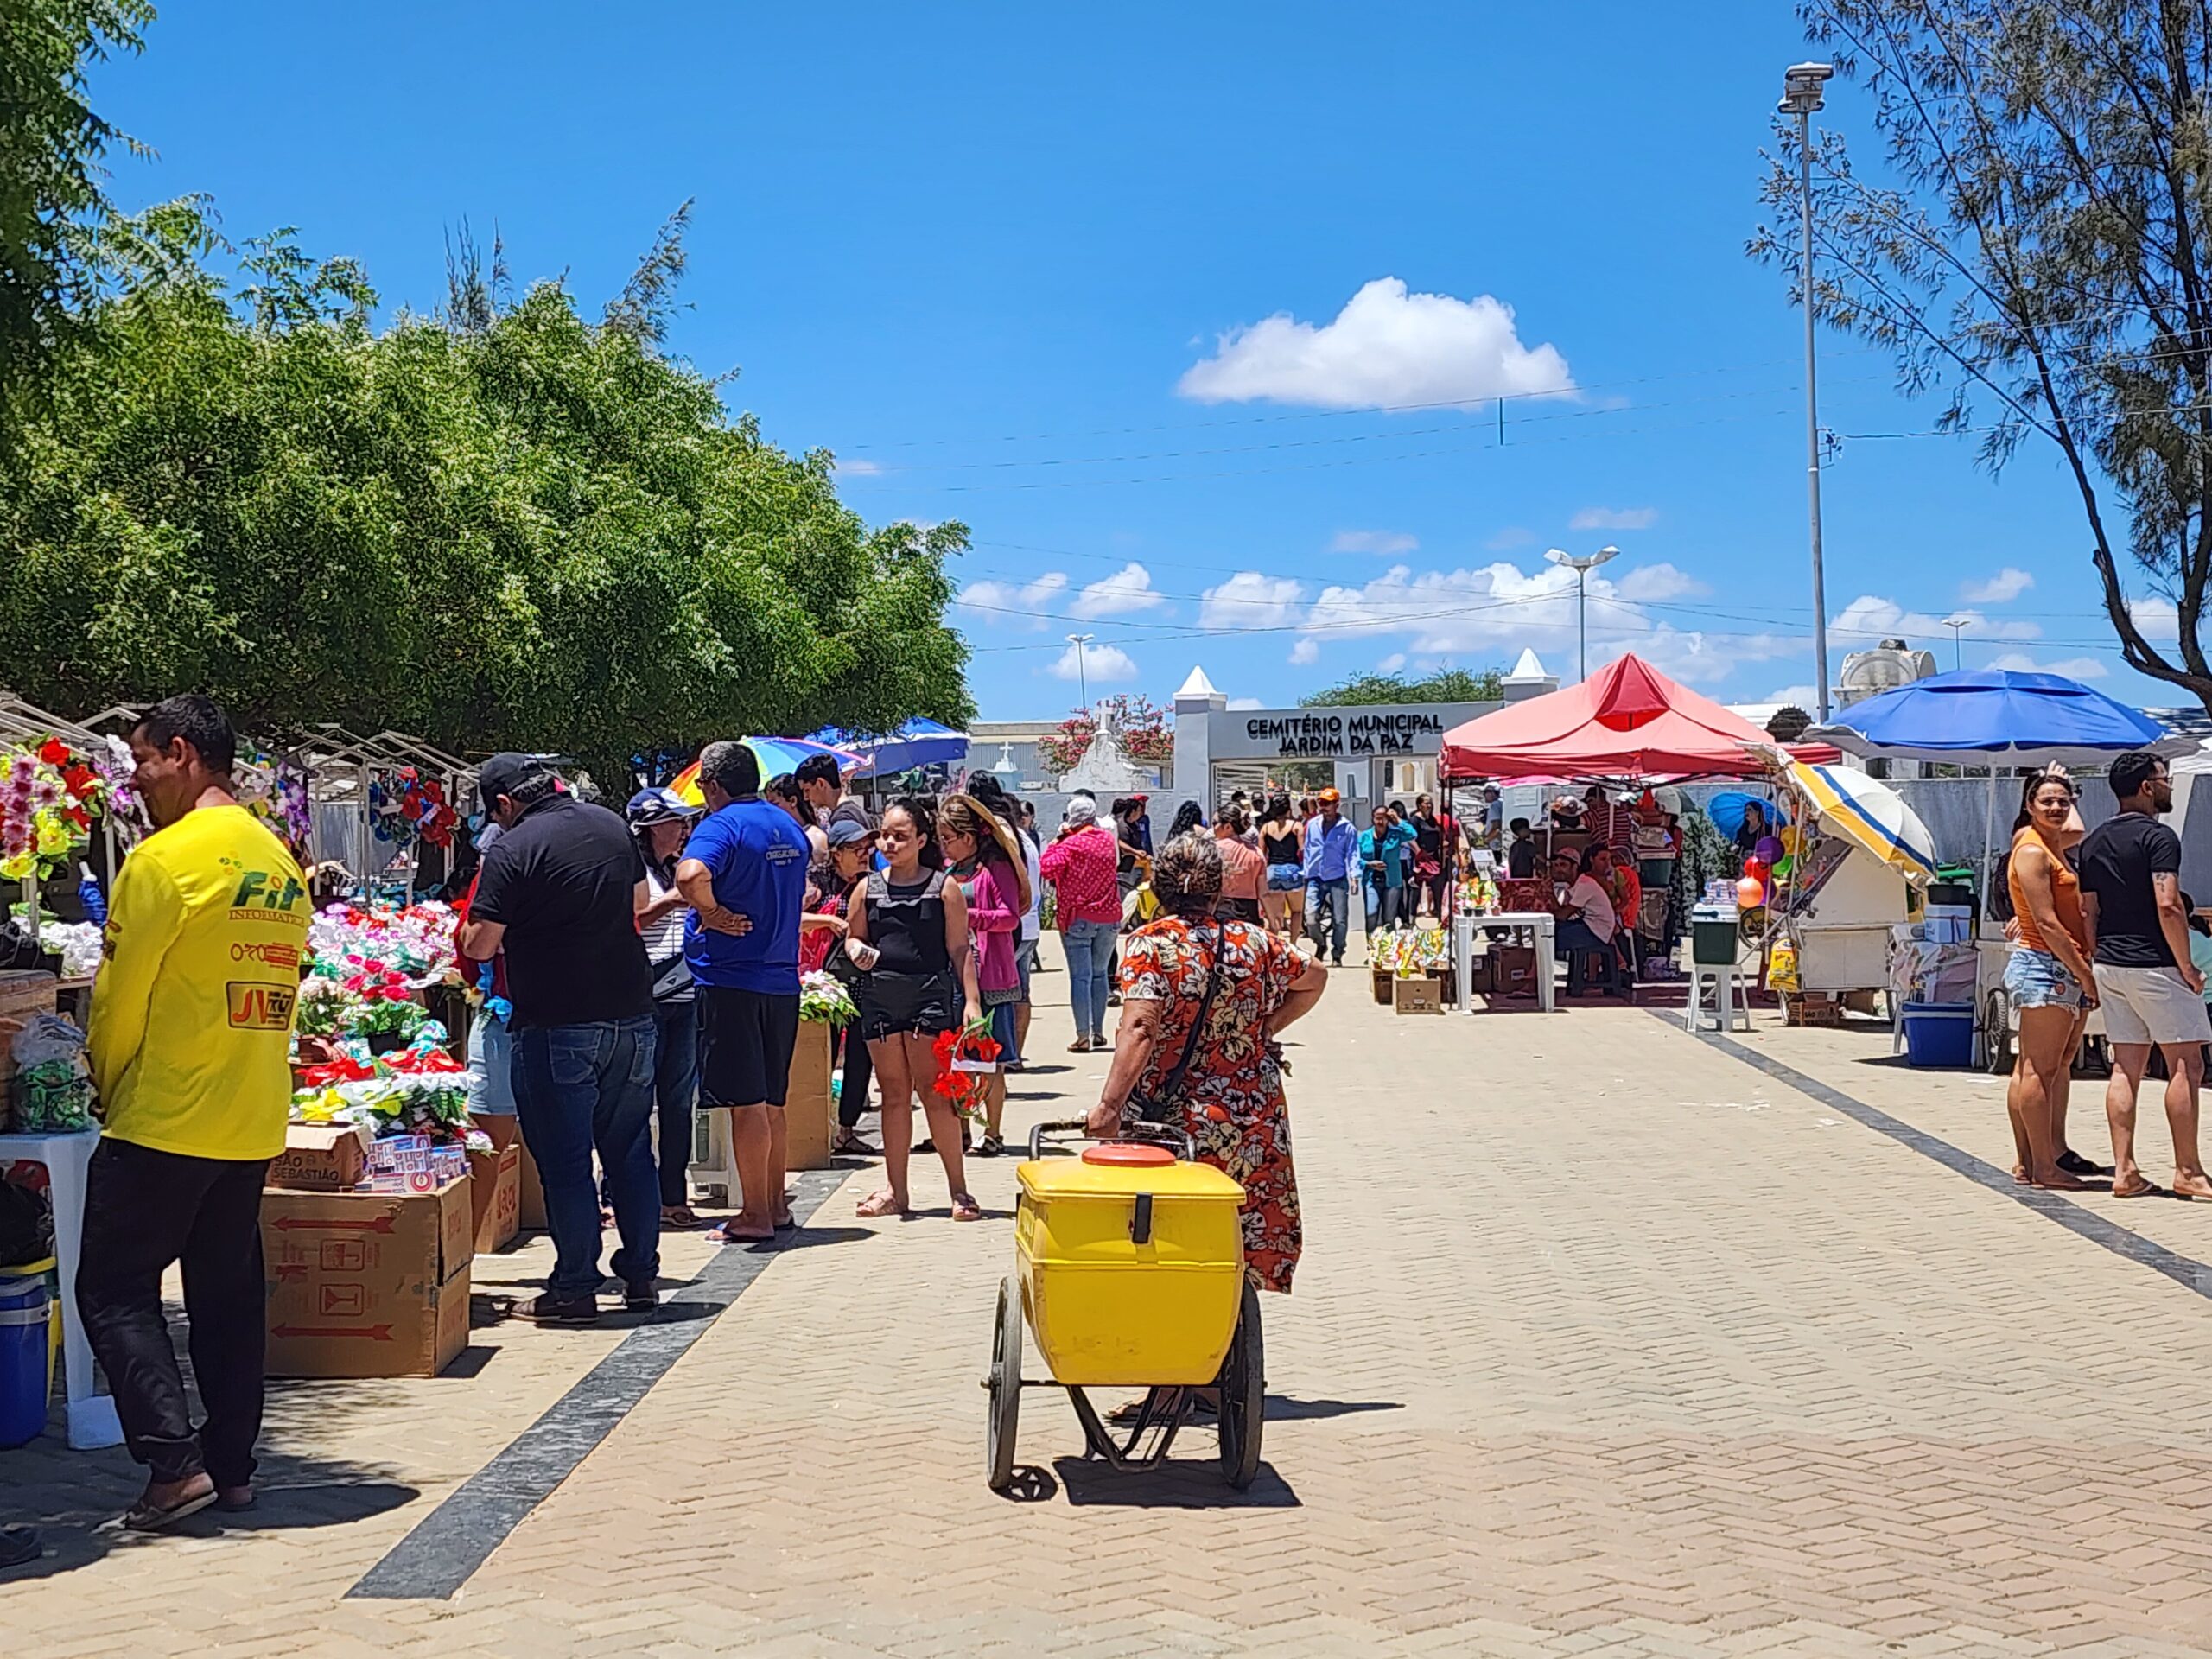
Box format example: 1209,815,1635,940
1762,759,1936,1016
1807,668,2193,1066
1436,654,1797,1008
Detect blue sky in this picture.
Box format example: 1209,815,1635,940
92,2,2171,721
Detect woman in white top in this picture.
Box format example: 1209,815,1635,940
628,787,705,1227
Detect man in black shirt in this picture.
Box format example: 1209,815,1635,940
2076,748,2212,1199
460,754,661,1323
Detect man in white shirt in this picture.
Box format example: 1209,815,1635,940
1550,849,1624,997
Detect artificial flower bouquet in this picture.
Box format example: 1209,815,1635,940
930,1022,1001,1120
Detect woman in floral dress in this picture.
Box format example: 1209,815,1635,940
1087,832,1329,1292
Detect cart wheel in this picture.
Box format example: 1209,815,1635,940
1216,1280,1265,1490
1983,988,2013,1076
985,1274,1023,1492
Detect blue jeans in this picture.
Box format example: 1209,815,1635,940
1062,918,1116,1042
513,1017,660,1300
1306,877,1351,963
651,998,700,1207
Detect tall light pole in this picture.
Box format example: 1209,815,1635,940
1782,60,1835,721
1544,545,1620,680
1943,613,1970,671
1065,632,1096,709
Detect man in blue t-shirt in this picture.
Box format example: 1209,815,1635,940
676,741,811,1242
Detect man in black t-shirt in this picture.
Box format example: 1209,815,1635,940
460,754,661,1323
2076,748,2212,1199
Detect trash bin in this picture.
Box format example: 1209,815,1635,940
0,1266,54,1448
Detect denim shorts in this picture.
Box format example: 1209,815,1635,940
2005,948,2083,1012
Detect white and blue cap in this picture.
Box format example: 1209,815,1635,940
626,785,702,826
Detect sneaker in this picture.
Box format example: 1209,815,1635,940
515,1294,599,1326
623,1281,659,1314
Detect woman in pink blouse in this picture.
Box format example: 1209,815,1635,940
938,794,1030,1157
1039,796,1123,1052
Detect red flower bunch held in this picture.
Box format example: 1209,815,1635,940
930,1025,1001,1121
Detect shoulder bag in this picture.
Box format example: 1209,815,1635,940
1128,924,1227,1126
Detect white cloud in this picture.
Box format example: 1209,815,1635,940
1296,557,1800,686
1764,684,1820,709
1071,561,1166,619
1047,641,1137,683
1615,563,1706,602
1200,571,1306,631
957,571,1069,630
1569,506,1658,532
834,456,885,478
1177,277,1573,410
1986,651,2110,680
1378,652,1408,672
1288,637,1320,665
1331,529,1419,556
1831,594,2040,645
2128,595,2180,643
1227,696,1264,710
1961,567,2034,604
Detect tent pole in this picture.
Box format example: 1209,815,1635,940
1982,769,1997,934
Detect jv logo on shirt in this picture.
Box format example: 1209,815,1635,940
226,982,296,1029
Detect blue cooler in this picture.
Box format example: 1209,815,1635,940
0,1268,54,1448
1902,1001,1975,1069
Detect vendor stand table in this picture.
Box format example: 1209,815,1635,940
1451,912,1557,1014
0,1127,123,1448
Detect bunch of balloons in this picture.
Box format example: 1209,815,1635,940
1738,833,1791,909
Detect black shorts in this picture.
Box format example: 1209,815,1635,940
697,985,803,1109
859,970,958,1043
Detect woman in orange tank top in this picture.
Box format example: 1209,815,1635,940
2004,771,2100,1189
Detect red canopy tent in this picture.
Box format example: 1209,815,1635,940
1440,653,1836,779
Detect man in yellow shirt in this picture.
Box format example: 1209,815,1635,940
76,696,309,1531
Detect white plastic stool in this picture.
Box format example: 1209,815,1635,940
1684,960,1746,1033
0,1127,124,1449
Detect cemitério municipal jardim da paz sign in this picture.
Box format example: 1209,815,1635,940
1243,711,1446,757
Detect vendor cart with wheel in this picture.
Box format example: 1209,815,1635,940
984,1122,1263,1492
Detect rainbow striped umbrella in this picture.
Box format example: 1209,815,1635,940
668,736,864,806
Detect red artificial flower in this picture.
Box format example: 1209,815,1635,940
38,738,69,766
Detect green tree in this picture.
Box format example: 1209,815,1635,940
1756,2,2212,707
1302,666,1503,706
0,0,152,414
0,200,971,777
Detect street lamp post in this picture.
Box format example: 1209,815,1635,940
1065,632,1096,709
1943,613,1970,671
1782,60,1835,721
1544,545,1620,680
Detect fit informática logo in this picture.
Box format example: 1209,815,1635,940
228,868,307,912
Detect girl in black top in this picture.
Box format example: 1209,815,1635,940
1259,793,1304,932
846,798,983,1223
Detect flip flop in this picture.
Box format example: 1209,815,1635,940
2113,1179,2170,1199
118,1488,217,1533
704,1223,777,1243
950,1193,984,1223
855,1190,911,1219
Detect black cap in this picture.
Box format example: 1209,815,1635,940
478,752,550,804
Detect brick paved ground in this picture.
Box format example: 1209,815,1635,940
10,980,2212,1656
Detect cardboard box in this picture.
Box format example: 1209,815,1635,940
1393,976,1444,1015
469,1143,521,1255
261,1181,474,1378
266,1122,373,1192
1494,945,1538,996
518,1139,546,1232
785,1020,834,1171
1370,968,1394,1007
1464,955,1498,996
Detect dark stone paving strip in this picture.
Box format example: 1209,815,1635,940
346,1165,852,1600
1663,1011,2212,1300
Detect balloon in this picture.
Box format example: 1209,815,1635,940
1744,856,1770,884
1754,835,1785,865
1736,875,1765,909
1779,826,1804,855
1774,855,1795,880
